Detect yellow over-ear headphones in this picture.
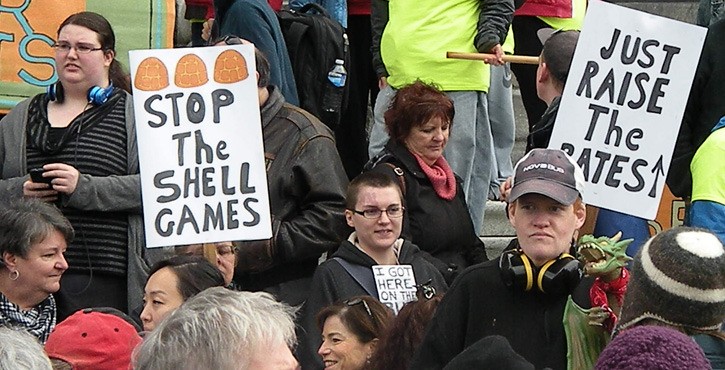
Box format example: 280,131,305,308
499,249,582,296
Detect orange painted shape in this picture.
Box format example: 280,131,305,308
175,54,208,88
134,57,169,92
213,49,248,83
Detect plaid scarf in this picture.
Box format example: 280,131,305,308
0,292,57,343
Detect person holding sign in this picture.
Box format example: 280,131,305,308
0,12,155,321
411,148,592,370
227,45,350,307
526,30,580,152
366,81,488,283
297,171,447,370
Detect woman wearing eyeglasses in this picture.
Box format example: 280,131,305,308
297,171,447,369
317,296,393,370
365,81,488,283
175,241,240,290
0,12,152,321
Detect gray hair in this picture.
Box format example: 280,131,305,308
0,327,52,370
133,287,297,370
0,199,73,266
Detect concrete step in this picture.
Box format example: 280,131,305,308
481,200,515,258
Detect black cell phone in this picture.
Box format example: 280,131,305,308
29,168,53,184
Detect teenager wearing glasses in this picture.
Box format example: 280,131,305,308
365,81,488,283
0,12,156,321
297,171,447,369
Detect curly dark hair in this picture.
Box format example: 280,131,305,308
368,295,443,370
384,81,454,144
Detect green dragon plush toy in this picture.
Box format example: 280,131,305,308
564,232,633,370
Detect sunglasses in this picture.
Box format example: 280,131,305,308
415,279,437,301
344,297,373,317
211,34,245,46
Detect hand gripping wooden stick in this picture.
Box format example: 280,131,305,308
447,52,540,65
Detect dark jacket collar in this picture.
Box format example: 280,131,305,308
260,85,285,129
331,238,422,267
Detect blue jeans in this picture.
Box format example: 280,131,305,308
368,86,492,233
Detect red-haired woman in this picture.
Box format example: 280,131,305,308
366,81,488,283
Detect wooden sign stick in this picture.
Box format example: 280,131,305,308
447,52,539,65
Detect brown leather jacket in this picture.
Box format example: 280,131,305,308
234,86,350,306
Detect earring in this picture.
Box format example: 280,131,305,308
9,270,19,281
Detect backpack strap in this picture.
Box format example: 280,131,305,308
364,150,407,196
382,162,406,197
331,257,378,297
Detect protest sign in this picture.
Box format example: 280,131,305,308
548,1,706,220
0,0,175,113
373,265,417,314
130,44,272,248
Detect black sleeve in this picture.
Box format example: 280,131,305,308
667,28,713,198
474,0,515,53
371,0,389,78
409,268,476,369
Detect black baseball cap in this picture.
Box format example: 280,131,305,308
509,149,585,205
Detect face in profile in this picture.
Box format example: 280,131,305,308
7,229,68,299
318,315,375,370
345,185,403,254
140,267,184,332
508,193,586,266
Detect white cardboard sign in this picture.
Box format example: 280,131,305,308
129,44,272,248
548,1,706,219
373,265,417,314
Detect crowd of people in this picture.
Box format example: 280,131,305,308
0,0,724,368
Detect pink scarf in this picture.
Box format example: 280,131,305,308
413,154,457,200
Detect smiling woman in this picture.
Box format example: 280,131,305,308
0,199,74,343
316,296,392,370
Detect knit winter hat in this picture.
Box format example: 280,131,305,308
44,307,142,370
617,226,725,332
595,325,710,370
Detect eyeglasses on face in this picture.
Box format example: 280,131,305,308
52,42,104,54
179,243,237,257
344,298,373,317
216,244,238,257
351,206,405,219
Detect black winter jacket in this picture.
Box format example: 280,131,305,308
668,18,725,197
233,87,350,306
411,252,592,370
367,141,488,282
298,238,447,370
527,96,561,152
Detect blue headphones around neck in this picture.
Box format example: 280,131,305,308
46,82,115,106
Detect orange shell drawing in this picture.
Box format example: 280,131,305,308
175,54,209,88
214,49,249,83
134,57,169,91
